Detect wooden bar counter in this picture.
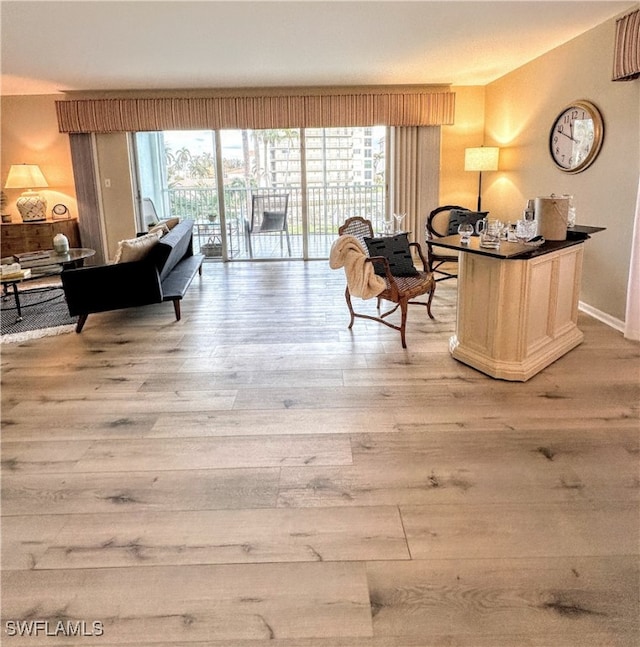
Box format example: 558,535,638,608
435,227,604,381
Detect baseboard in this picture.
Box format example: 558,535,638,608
578,301,625,333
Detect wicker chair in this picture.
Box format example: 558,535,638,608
426,205,488,281
425,205,470,282
337,216,436,349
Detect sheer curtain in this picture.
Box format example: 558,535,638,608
624,176,640,340
390,126,441,246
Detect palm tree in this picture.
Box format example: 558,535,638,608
188,152,215,180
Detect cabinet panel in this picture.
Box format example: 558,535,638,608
451,245,585,381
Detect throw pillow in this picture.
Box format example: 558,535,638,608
158,217,180,230
148,223,170,237
260,211,285,231
363,233,419,277
114,231,162,264
446,209,488,235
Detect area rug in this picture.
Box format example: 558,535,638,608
1,286,77,344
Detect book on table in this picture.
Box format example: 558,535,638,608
0,266,31,280
13,250,51,262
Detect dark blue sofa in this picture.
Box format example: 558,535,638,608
61,219,204,333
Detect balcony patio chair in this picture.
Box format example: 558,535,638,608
244,193,291,258
142,198,160,229
426,205,486,281
336,216,436,349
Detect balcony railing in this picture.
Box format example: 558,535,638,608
163,184,386,259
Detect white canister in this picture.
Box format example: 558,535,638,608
534,196,569,241
53,233,70,254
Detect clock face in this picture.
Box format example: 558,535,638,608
52,203,69,218
549,101,604,173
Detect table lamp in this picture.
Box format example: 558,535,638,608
4,164,49,222
464,147,499,211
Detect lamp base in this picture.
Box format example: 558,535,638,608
17,191,47,222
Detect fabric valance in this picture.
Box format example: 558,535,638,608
612,8,640,81
55,88,455,133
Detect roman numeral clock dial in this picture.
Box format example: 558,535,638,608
549,100,604,173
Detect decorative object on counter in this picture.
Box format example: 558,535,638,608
475,217,502,249
515,219,537,243
457,222,474,243
52,203,70,220
464,146,499,211
4,164,49,222
53,233,70,254
523,199,535,222
524,235,546,248
549,100,604,173
562,194,577,228
535,195,569,241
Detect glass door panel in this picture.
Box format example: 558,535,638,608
218,129,303,260
304,127,386,257
133,126,386,260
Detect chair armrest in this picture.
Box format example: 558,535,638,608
365,255,400,295
409,242,429,270
61,261,162,316
366,255,394,278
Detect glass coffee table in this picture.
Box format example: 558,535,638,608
1,248,95,322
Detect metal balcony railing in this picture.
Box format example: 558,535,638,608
163,184,386,259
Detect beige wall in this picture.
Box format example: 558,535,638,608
440,86,486,210
483,17,639,322
1,95,77,222
1,96,138,260
95,133,137,259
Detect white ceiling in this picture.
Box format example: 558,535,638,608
1,0,635,96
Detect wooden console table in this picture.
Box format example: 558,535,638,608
0,219,80,258
435,227,604,381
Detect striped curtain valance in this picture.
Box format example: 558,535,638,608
612,8,640,81
55,89,455,133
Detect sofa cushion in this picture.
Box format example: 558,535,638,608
153,217,180,231
114,231,162,264
260,211,286,231
148,222,170,237
152,219,194,282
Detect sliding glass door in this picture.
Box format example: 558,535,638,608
133,126,386,260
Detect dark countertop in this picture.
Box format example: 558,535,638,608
431,225,605,260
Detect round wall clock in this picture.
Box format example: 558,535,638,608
549,100,604,173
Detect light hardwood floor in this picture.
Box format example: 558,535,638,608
1,260,639,646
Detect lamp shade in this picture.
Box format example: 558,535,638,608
464,147,499,172
4,164,49,189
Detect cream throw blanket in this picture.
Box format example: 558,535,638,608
329,235,385,300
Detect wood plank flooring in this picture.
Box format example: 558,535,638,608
1,259,639,646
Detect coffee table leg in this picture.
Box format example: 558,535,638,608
11,283,22,322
